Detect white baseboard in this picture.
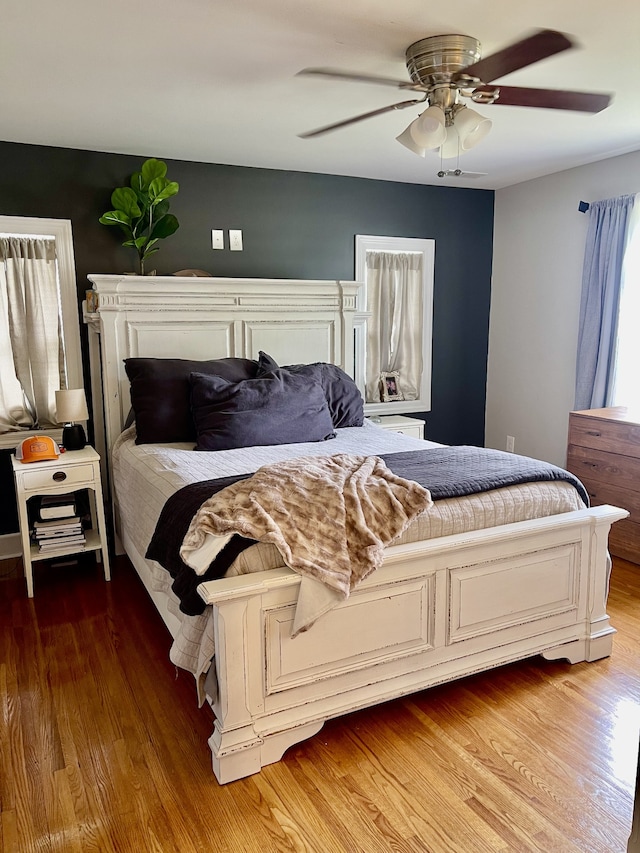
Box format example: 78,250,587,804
0,533,22,560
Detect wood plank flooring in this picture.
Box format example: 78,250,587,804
1,553,638,852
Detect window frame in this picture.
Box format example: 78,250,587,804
0,216,83,449
355,234,435,416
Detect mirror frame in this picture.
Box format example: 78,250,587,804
354,235,435,416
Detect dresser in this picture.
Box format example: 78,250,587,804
566,407,640,564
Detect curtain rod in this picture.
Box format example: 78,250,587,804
578,201,590,213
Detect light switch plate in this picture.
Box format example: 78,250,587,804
211,229,224,250
229,229,243,251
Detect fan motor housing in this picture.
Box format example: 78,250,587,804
405,34,481,85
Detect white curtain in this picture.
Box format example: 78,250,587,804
610,193,640,407
365,251,423,403
0,236,65,432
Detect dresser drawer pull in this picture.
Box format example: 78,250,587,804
586,430,601,436
52,471,67,482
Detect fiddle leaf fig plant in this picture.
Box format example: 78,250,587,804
99,158,179,275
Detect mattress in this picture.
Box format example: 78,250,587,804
112,420,586,698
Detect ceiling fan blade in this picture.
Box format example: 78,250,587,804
297,67,425,92
298,98,425,138
473,85,612,113
454,29,574,84
437,170,488,178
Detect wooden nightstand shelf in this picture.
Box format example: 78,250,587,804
11,445,111,597
371,415,425,439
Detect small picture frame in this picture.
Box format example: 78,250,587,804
85,289,98,314
380,371,404,402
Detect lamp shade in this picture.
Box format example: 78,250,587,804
55,389,89,424
437,125,462,160
410,106,446,149
454,106,492,151
396,123,426,157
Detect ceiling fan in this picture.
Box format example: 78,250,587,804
297,29,612,161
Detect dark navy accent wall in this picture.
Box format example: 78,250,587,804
0,141,494,534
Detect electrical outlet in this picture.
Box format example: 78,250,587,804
229,229,243,251
506,435,515,453
211,229,224,250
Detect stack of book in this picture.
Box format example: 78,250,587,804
39,493,77,520
33,493,86,553
33,517,86,553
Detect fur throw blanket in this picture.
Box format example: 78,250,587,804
179,453,432,597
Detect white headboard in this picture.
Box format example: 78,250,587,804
84,274,361,489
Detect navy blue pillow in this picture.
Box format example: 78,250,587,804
257,352,364,429
124,357,259,444
190,369,336,451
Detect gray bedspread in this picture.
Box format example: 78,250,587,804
146,445,588,615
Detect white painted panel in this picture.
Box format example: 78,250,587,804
244,319,335,365
127,319,234,359
449,545,578,642
266,579,434,692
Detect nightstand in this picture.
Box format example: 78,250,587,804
372,415,425,439
11,446,111,597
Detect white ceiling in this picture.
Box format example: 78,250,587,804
3,0,640,190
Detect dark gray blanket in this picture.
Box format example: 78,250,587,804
146,446,588,616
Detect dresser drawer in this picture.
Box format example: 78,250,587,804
566,445,640,492
577,476,640,523
21,463,94,492
569,414,640,458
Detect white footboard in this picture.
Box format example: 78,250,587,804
198,504,627,784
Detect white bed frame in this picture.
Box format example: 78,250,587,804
86,273,628,785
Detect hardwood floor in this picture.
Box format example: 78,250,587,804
1,553,638,853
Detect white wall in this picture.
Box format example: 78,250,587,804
486,149,640,466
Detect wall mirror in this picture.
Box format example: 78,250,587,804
0,216,83,450
354,235,434,417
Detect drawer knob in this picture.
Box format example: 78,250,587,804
52,471,67,482
586,430,601,437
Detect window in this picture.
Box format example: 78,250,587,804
0,217,83,449
355,235,434,416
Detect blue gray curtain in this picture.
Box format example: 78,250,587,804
574,194,636,410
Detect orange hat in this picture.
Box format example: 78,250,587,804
15,435,61,464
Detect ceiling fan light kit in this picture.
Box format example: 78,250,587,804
412,105,447,145
298,27,612,170
396,105,446,155
439,126,462,160
395,125,427,157
452,105,492,151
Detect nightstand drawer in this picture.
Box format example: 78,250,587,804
21,463,94,491
389,425,423,438
374,416,425,439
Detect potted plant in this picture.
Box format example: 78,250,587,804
99,158,179,275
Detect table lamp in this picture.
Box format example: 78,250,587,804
55,388,89,450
